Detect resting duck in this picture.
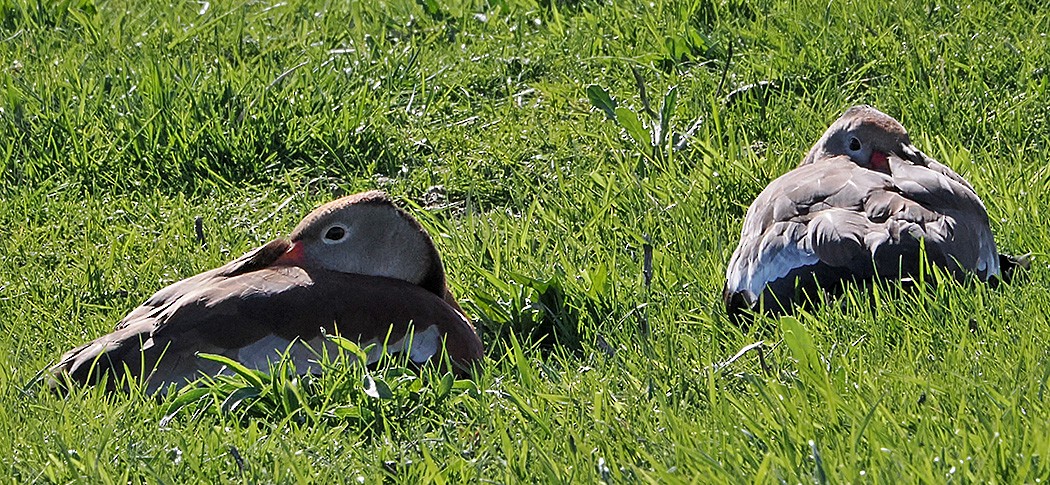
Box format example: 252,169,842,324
51,191,484,393
724,105,1019,320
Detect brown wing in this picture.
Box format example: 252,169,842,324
116,239,292,329
52,267,483,393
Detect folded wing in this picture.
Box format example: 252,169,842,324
725,155,1000,318
52,266,483,393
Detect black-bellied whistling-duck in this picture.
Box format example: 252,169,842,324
725,105,1020,321
51,191,483,393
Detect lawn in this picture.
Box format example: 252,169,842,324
2,0,1049,482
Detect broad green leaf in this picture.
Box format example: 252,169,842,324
615,107,650,149
585,85,617,120
452,379,479,394
436,372,454,400
688,29,707,51
327,334,370,363
160,388,212,426
197,353,266,389
407,374,424,393
221,386,261,414
327,405,362,420
780,316,821,378
415,0,444,18
362,374,393,399
508,331,534,388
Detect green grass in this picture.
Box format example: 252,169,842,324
2,0,1049,481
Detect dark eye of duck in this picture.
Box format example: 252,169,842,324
848,137,862,151
323,225,347,243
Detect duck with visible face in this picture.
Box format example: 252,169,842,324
50,191,484,393
724,105,1021,321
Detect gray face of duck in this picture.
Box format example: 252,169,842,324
285,191,448,295
801,105,929,174
724,105,1003,322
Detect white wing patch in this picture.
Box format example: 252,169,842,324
232,325,444,373
233,334,339,373
743,244,819,298
364,325,441,365
726,225,819,303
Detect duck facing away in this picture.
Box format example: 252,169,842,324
724,105,1021,321
51,191,484,393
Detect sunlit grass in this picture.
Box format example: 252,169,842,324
2,0,1049,481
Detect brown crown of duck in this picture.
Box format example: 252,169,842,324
724,105,1021,322
50,191,484,393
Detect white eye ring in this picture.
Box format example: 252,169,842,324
848,136,862,152
322,223,349,244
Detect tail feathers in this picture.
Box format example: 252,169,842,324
724,286,752,326
48,330,160,393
